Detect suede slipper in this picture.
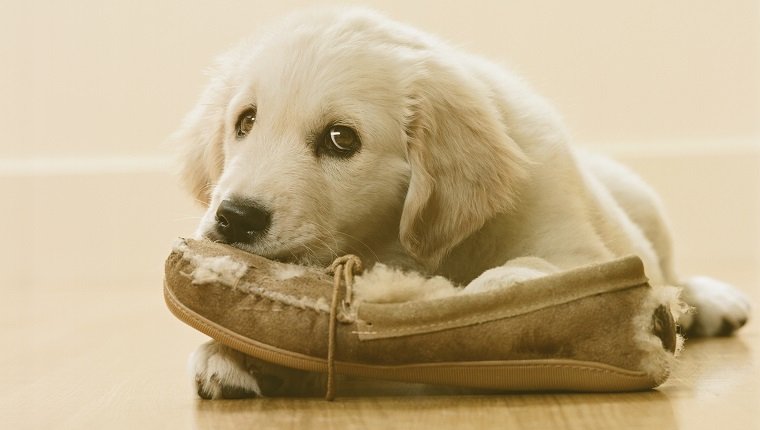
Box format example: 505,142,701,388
164,238,681,399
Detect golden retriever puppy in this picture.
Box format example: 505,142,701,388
171,7,751,398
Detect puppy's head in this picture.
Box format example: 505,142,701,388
171,8,528,270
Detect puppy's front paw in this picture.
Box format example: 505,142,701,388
680,276,752,337
464,257,559,294
190,341,262,399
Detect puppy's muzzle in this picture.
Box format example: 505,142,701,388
215,198,271,245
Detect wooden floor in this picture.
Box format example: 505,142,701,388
1,265,757,430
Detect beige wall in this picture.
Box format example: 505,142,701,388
2,1,759,289
2,0,758,158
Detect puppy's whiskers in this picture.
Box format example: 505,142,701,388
299,242,320,265
311,234,341,261
286,249,301,264
331,230,380,263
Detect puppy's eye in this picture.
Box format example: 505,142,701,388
323,125,360,157
235,107,256,139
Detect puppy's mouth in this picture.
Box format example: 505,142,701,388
201,229,326,266
199,200,340,266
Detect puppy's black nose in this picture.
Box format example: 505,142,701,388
215,198,271,244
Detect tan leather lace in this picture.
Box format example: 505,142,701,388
325,255,363,401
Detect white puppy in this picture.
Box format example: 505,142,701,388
171,7,751,398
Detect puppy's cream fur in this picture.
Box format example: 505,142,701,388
171,7,751,398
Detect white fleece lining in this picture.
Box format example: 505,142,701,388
353,263,462,303
633,285,686,382
175,240,331,313
271,264,308,281
241,286,331,313
174,240,249,287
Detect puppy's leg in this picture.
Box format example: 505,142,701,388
191,341,326,399
584,154,752,336
603,178,752,337
464,257,560,293
678,277,751,337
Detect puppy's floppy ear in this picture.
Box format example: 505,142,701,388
169,79,228,206
400,56,530,270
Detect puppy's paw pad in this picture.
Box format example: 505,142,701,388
715,317,748,337
191,342,262,400
195,374,260,400
683,277,752,337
